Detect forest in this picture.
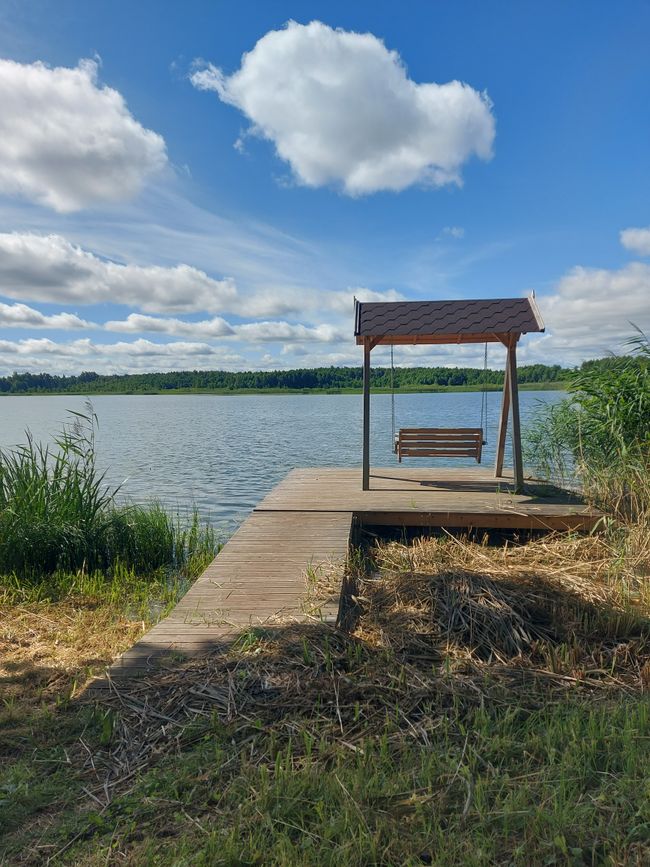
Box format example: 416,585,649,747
0,361,572,394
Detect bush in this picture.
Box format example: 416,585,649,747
0,406,216,578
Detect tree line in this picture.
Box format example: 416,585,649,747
0,362,578,394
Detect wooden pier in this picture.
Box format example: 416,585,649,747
110,467,600,675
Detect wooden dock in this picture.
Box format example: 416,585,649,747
257,467,600,530
109,467,600,675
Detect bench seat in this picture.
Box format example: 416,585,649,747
394,428,484,463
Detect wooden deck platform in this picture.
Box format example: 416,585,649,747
107,467,600,677
257,467,600,531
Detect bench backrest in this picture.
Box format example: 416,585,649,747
395,428,483,462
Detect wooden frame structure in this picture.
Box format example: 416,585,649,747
354,296,545,492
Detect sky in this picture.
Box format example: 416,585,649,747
0,0,649,376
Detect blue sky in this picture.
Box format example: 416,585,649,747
0,0,648,374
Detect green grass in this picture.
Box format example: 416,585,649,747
1,637,647,865
6,694,644,865
1,526,648,865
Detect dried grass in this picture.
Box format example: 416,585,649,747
0,600,146,720
80,530,650,807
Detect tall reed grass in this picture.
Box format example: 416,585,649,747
0,406,216,579
524,329,650,519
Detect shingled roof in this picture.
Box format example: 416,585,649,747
354,297,545,345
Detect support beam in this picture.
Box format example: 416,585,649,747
506,337,524,491
362,338,371,490
494,362,510,477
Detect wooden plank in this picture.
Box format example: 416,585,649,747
398,428,483,435
399,449,479,457
358,332,507,345
106,510,353,679
362,511,597,530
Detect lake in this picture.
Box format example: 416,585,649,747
0,391,565,537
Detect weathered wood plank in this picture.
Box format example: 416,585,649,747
105,509,353,678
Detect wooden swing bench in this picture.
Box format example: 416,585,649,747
393,428,484,463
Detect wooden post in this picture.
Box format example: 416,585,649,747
507,337,524,492
494,361,510,478
362,338,371,490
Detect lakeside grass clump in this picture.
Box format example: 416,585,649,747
0,406,216,579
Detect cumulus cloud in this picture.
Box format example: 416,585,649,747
0,232,238,313
104,313,235,337
328,287,405,313
0,232,408,324
0,337,244,375
103,313,344,343
0,301,92,329
0,58,167,212
234,285,404,318
525,261,650,365
620,226,650,257
191,20,495,195
234,321,344,343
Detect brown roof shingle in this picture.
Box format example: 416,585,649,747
354,297,544,344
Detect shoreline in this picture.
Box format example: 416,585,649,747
0,381,568,397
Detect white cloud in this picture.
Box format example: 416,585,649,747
103,313,344,343
104,312,234,337
327,287,405,313
0,58,166,212
0,232,408,323
234,289,308,318
0,337,244,375
0,301,92,329
620,226,650,257
191,20,495,195
234,321,344,343
234,286,404,318
527,261,650,364
0,232,238,313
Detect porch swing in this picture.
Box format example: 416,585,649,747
390,344,489,463
356,296,545,492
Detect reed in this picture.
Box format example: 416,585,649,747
524,328,650,519
0,405,216,579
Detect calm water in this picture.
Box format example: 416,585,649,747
0,391,565,536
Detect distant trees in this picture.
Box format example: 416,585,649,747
0,361,582,395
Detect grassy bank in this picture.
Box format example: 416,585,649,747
0,406,219,857
1,524,648,864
